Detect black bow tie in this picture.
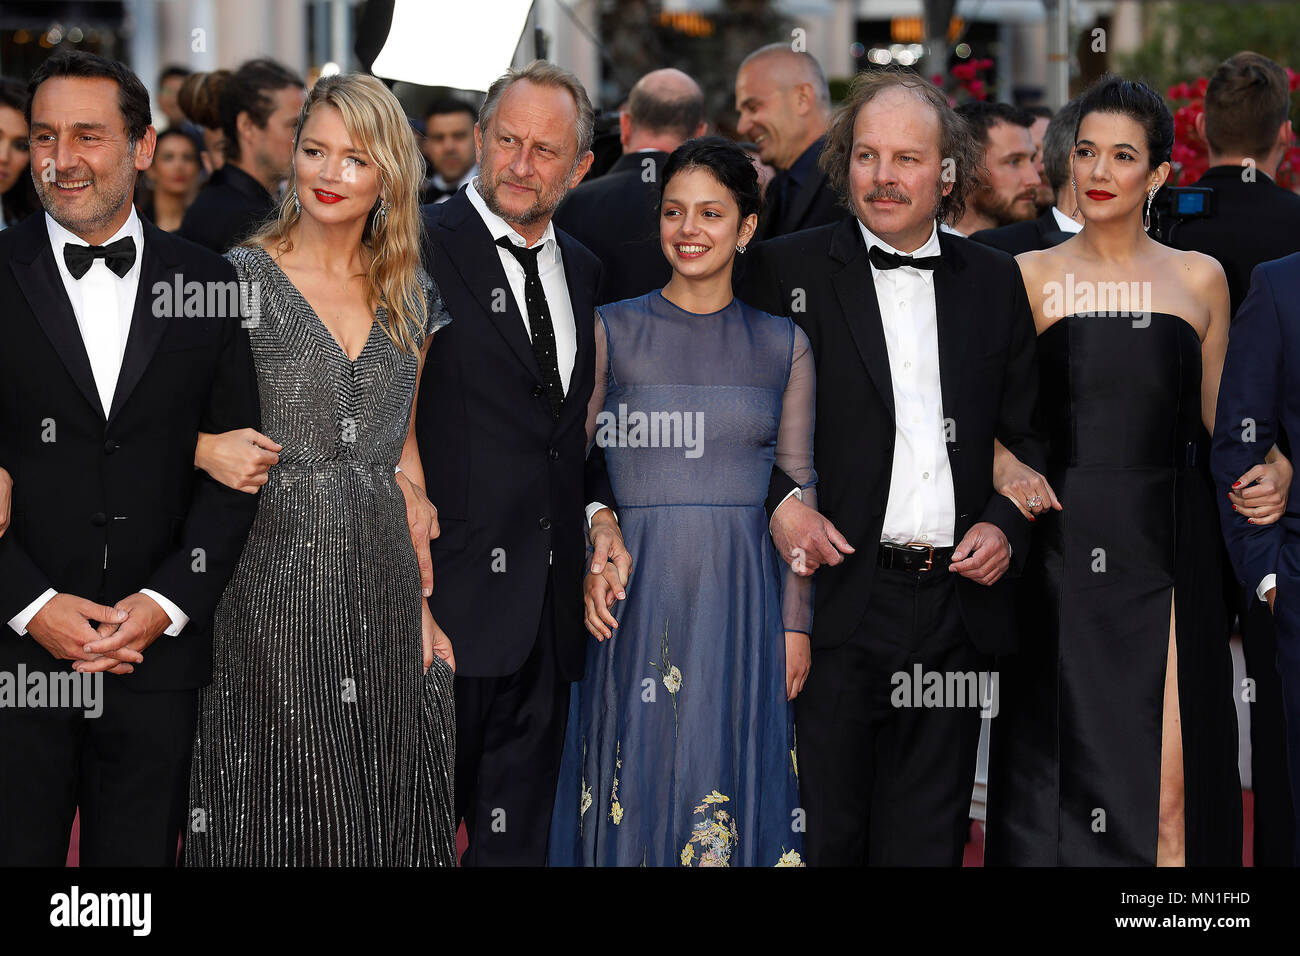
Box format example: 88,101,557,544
868,245,942,271
63,236,136,279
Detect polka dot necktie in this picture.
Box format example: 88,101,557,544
496,236,565,419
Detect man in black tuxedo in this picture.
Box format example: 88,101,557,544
735,45,841,242
1175,52,1300,866
971,98,1083,255
417,61,629,866
739,70,1045,865
554,68,706,305
0,51,259,865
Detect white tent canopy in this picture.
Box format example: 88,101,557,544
371,0,534,92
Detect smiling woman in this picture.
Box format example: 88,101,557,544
184,72,459,866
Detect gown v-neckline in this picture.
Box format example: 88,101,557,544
257,246,382,365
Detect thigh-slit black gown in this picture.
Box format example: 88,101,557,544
986,311,1242,866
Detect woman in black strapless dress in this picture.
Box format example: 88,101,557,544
984,77,1290,866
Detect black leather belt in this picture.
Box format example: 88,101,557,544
877,541,954,573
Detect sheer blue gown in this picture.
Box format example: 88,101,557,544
548,290,815,867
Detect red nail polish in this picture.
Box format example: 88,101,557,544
1233,481,1242,488
1233,505,1238,511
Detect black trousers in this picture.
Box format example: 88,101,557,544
796,564,988,866
0,668,197,866
453,580,569,866
1238,589,1297,866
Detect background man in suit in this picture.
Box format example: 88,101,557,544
178,59,303,253
1212,251,1300,866
0,51,260,865
948,101,1040,238
971,98,1083,255
418,61,629,866
1025,104,1055,213
1178,51,1300,866
735,44,840,241
554,68,705,305
740,70,1044,865
420,98,478,204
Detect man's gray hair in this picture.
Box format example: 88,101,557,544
1043,97,1082,193
478,59,595,158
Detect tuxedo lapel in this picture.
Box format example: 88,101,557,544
108,219,175,426
932,232,971,427
828,217,895,419
432,191,545,384
9,215,105,420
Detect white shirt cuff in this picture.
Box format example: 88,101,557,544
8,588,57,635
586,502,617,527
140,589,189,636
769,487,803,531
1258,574,1277,603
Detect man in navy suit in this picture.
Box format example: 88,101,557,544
417,61,629,865
1212,252,1300,864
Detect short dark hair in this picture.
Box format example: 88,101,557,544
627,79,704,143
1204,52,1291,159
1074,75,1174,170
660,135,762,222
822,69,981,227
955,100,1035,146
154,126,199,157
1042,97,1082,193
1024,104,1054,120
426,98,476,125
0,75,28,115
27,50,151,147
219,58,303,162
159,65,191,86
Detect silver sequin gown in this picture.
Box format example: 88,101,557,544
185,245,456,866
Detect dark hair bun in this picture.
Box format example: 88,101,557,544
1075,75,1174,169
177,70,229,129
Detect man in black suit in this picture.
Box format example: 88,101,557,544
417,61,629,866
178,59,303,253
740,70,1044,865
971,98,1083,255
554,68,706,305
735,44,841,242
948,101,1040,238
1174,52,1300,866
0,51,260,865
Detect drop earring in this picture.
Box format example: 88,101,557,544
1143,185,1157,232
372,197,389,231
291,190,300,214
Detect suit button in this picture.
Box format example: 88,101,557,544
104,439,119,454
548,447,559,461
951,443,961,453
91,512,106,527
532,385,545,398
538,517,551,531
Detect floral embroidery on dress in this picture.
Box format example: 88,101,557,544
579,738,592,831
680,790,739,866
790,725,799,780
648,620,682,735
775,848,805,867
609,741,624,825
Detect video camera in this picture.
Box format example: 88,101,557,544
1148,186,1215,245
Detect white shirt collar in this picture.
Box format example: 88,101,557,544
46,204,143,260
467,175,558,260
1051,205,1083,234
858,219,941,276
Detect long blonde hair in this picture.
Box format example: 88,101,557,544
246,73,427,354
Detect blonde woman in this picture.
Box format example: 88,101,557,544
183,74,455,865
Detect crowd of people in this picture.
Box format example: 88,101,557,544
1,38,1300,868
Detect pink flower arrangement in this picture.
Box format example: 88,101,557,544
931,58,994,105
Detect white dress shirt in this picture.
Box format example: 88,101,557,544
1051,206,1083,234
7,209,188,638
859,220,957,547
465,177,614,533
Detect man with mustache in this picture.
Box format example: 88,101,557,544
417,61,629,865
740,69,1045,865
948,101,1041,237
735,44,841,242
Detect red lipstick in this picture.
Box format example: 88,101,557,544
312,189,344,204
